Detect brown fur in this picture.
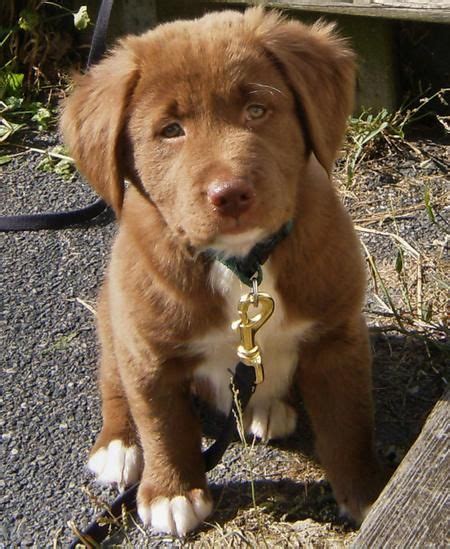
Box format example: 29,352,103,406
61,7,386,531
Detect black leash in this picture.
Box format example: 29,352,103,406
0,199,108,232
0,0,114,232
86,0,114,67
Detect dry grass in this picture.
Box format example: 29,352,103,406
338,112,448,352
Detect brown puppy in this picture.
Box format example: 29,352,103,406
61,7,385,536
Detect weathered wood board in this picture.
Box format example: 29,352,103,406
353,387,449,548
200,0,450,22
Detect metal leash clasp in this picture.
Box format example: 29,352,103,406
231,278,274,384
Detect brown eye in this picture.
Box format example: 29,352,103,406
246,104,267,120
161,123,185,138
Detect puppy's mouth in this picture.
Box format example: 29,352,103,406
174,217,266,259
206,227,267,258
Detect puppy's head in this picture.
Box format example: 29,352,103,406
61,8,354,256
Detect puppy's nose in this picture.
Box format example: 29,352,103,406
207,180,255,218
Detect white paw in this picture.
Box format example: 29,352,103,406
245,400,297,441
138,489,212,537
88,440,143,490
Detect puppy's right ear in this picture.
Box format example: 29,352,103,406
60,38,140,216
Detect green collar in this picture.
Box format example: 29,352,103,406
207,220,293,287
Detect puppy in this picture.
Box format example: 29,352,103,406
61,7,385,536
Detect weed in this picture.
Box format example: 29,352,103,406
0,2,90,147
0,95,54,144
424,187,437,223
358,222,448,342
336,93,448,391
344,88,450,186
0,141,76,181
230,377,258,509
38,144,75,179
1,2,90,97
68,486,138,548
51,331,80,352
345,108,404,185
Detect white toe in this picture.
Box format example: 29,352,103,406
170,496,200,536
247,406,270,440
88,440,143,489
88,446,107,475
246,400,297,441
137,498,152,525
138,491,212,537
190,488,214,521
145,496,176,535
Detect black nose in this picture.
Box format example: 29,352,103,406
207,179,255,218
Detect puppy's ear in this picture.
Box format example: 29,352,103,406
255,12,355,173
60,38,140,215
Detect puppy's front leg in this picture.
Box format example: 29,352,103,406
121,362,212,537
297,316,386,524
88,288,143,489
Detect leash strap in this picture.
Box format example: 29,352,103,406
69,362,257,548
203,361,257,470
87,0,114,67
0,198,107,232
0,0,114,232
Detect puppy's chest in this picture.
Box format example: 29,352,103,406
191,262,313,413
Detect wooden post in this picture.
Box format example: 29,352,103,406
353,388,449,548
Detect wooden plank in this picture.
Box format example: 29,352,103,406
353,387,449,548
200,0,450,22
372,1,450,7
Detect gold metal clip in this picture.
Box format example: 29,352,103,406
231,292,275,384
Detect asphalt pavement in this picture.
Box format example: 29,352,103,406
2,134,119,545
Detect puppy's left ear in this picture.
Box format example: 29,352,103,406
257,14,355,173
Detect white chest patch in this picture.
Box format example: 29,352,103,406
192,261,314,415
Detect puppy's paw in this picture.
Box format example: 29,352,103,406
245,399,297,441
334,465,389,525
88,439,143,490
138,488,213,537
339,502,371,526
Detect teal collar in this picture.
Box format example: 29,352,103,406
207,220,293,287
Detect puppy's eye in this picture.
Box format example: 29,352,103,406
246,104,267,120
161,123,185,139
